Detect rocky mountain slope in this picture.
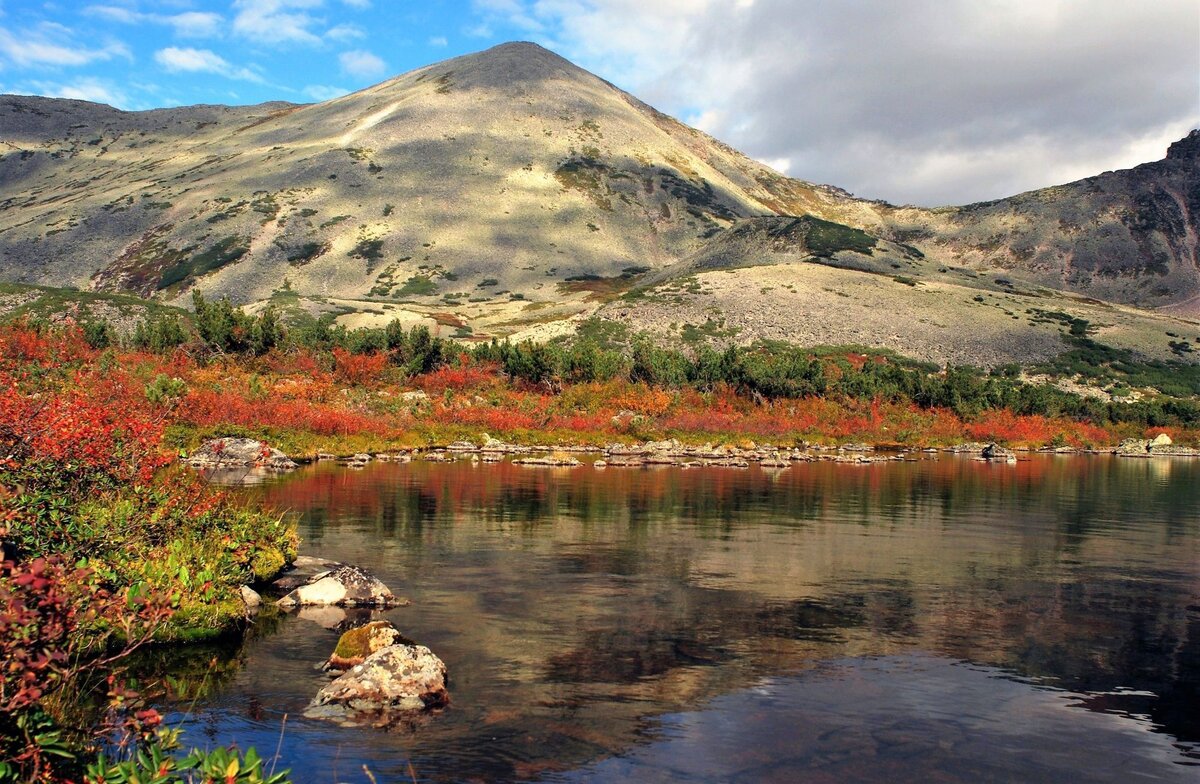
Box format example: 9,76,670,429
0,42,1196,366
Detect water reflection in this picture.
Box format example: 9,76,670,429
162,456,1200,782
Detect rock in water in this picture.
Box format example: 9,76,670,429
982,443,1016,462
277,564,398,608
310,644,449,715
1151,432,1173,447
327,620,413,669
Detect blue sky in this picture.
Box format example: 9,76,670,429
0,1,537,109
1,1,1196,206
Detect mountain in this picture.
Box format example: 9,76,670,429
0,41,1196,366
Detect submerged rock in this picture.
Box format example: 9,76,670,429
512,454,581,467
310,644,449,716
277,563,400,608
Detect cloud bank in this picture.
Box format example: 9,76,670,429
480,0,1200,205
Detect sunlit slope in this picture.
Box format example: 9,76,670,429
0,42,1196,364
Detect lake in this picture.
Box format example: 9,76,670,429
158,454,1200,782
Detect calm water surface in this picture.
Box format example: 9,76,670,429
161,455,1200,782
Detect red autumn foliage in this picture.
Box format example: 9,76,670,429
417,360,503,394
332,348,389,385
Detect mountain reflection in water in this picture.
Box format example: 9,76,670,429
162,455,1198,782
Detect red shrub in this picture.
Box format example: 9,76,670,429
332,349,389,385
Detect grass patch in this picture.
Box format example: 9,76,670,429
157,236,250,290
396,275,438,297
288,242,329,265
802,215,877,257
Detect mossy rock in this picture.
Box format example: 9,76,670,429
251,548,288,582
330,621,414,668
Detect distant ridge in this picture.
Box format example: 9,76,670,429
0,42,1196,365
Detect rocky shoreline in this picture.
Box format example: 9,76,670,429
185,432,1200,478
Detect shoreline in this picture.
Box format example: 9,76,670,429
186,434,1200,478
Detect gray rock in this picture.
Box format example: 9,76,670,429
309,644,449,716
240,585,262,611
982,443,1017,461
1116,438,1152,456
185,437,297,471
277,563,400,608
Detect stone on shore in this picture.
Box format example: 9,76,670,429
240,585,262,611
185,437,297,471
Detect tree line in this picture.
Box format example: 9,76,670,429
74,292,1200,429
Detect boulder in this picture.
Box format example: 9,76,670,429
185,437,297,471
1151,433,1173,447
277,564,399,608
982,443,1016,461
1116,438,1152,456
326,620,413,669
310,644,449,715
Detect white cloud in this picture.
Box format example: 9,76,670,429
473,0,1200,205
0,24,129,67
166,11,224,37
85,6,223,38
303,83,349,101
232,0,323,45
339,48,385,79
325,23,364,41
155,46,265,83
342,0,371,7
428,35,448,47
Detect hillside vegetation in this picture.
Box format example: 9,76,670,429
0,43,1196,369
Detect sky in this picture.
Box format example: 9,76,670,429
0,0,1197,206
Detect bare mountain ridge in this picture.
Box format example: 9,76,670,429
0,41,1197,366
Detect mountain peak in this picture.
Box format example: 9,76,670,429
1166,129,1200,162
431,40,592,91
